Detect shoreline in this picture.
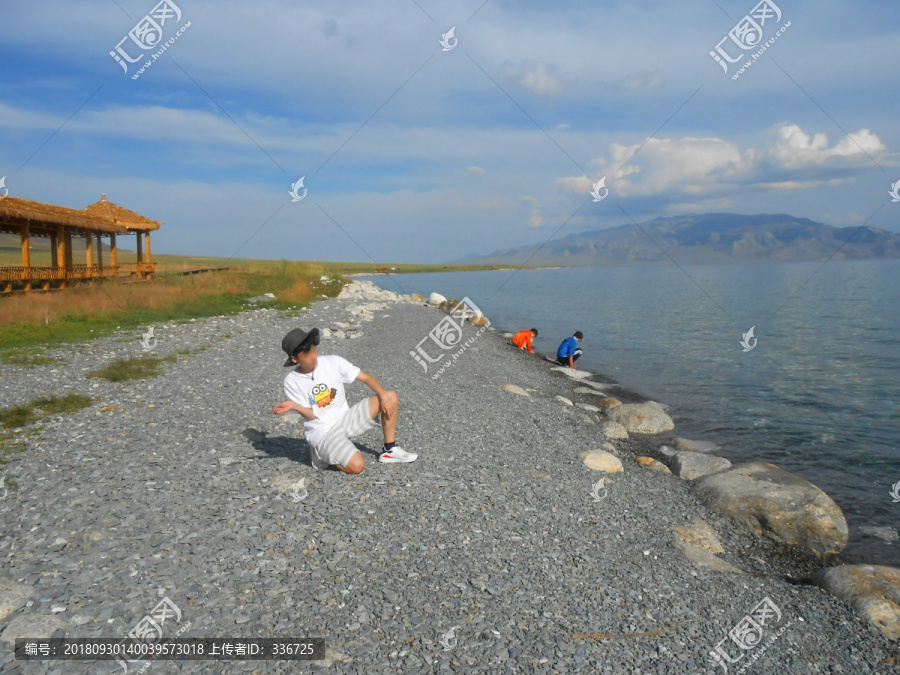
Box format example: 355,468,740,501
0,279,896,671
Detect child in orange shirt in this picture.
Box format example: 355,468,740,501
511,328,538,353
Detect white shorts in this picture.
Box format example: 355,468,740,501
311,399,380,469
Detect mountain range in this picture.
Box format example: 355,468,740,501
459,213,900,267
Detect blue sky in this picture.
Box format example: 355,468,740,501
1,0,898,263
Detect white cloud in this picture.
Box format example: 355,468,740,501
556,174,593,194
768,124,885,169
467,166,488,175
557,136,749,197
610,70,663,91
758,178,846,190
528,209,545,227
501,63,565,96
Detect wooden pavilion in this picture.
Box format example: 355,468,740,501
0,194,162,292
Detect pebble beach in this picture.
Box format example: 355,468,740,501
0,279,897,674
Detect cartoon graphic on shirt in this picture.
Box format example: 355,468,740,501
310,382,338,408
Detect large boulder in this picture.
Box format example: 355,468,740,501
691,462,848,557
428,292,447,305
668,451,731,480
606,401,674,434
811,565,900,641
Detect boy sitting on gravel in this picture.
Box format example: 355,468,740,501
272,327,417,474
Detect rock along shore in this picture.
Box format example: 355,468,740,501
0,279,897,674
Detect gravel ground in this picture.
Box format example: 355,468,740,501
0,281,897,675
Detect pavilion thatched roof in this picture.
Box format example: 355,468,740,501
0,196,128,236
82,195,163,232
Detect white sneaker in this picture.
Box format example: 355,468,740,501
378,446,417,463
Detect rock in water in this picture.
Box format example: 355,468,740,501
691,462,849,557
606,401,674,434
668,451,732,480
674,437,721,453
429,292,447,305
811,565,900,641
580,451,623,474
859,526,899,543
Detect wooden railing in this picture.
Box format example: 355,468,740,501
117,262,157,275
0,263,157,287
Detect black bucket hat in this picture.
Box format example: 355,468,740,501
282,328,320,367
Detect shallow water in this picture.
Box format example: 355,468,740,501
363,259,900,566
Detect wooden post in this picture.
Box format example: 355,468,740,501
50,234,58,268
144,231,152,265
135,232,143,279
85,234,94,281
96,234,103,275
57,226,67,288
21,225,31,292
64,231,73,267
110,233,118,280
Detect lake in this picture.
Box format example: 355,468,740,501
363,259,900,566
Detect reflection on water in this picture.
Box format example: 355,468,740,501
367,259,900,566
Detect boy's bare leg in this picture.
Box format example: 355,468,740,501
336,451,365,475
368,391,398,445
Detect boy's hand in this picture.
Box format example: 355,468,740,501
273,401,295,415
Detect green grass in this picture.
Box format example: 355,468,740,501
1,348,62,367
0,393,93,430
86,355,177,382
0,253,508,360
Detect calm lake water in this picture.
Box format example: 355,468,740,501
363,260,900,566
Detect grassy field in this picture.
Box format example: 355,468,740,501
0,243,502,362
0,234,497,274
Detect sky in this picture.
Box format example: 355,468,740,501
1,0,899,263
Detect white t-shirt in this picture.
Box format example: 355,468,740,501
283,355,361,446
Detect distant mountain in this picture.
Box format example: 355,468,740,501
460,213,900,266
